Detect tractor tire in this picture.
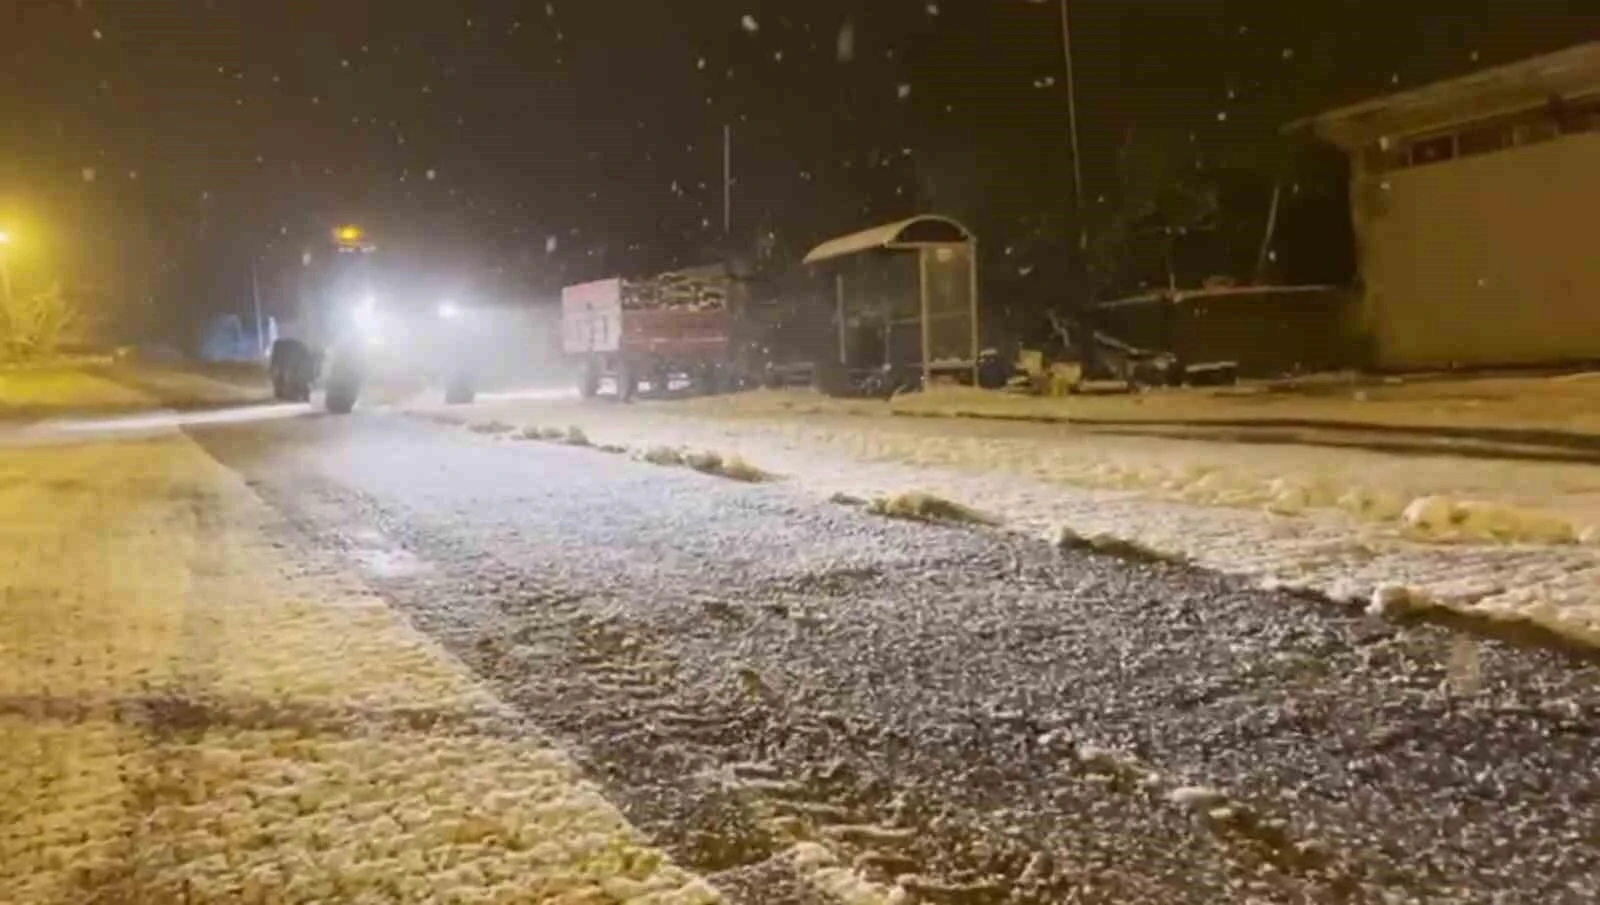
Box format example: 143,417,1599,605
325,382,358,414
615,361,637,403
325,367,361,414
445,374,476,405
579,361,600,399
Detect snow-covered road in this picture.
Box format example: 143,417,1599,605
177,411,1600,904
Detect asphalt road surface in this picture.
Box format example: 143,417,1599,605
189,411,1600,905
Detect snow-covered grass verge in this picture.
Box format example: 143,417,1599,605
686,394,1600,547
0,364,154,417
416,399,1600,654
0,435,719,904
686,374,1600,438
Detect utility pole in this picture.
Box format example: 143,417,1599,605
1059,0,1088,252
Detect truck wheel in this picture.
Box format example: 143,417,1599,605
579,361,600,399
325,368,360,414
325,384,358,414
445,374,476,405
616,361,636,402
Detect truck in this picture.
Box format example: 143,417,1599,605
563,264,746,400
270,226,478,413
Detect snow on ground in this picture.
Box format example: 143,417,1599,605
0,435,716,904
0,362,154,416
428,396,1600,648
693,372,1600,438
0,360,269,422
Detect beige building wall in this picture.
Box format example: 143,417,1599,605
1354,131,1600,369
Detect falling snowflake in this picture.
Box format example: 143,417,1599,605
1216,111,1228,121
545,2,555,15
1281,48,1295,60
1034,76,1056,88
1019,265,1035,277
80,167,95,183
897,83,911,99
836,21,855,62
926,3,940,14
697,57,706,70
127,170,138,180
92,28,102,40
426,168,437,180
773,50,783,62
341,59,350,68
741,14,759,33
546,235,558,253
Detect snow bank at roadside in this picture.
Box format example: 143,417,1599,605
687,374,1600,442
429,398,1600,650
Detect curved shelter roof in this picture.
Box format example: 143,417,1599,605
802,215,973,265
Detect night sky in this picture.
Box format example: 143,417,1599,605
2,1,1596,340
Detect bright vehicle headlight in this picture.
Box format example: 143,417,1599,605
438,301,462,321
352,296,379,327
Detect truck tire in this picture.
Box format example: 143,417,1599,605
579,360,600,399
616,361,637,402
445,373,476,405
325,364,361,414
325,386,357,414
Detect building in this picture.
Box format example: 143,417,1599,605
1295,42,1600,370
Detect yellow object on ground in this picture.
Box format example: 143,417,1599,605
0,435,717,904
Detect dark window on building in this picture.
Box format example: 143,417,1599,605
1408,134,1456,166
1515,118,1560,145
1458,123,1512,157
1559,100,1600,134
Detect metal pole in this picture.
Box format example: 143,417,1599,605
835,272,847,366
919,249,932,389
968,240,980,385
1059,0,1087,252
722,123,733,237
250,256,265,357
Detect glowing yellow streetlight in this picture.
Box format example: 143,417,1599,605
335,225,364,244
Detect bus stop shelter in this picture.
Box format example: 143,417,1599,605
803,215,979,391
